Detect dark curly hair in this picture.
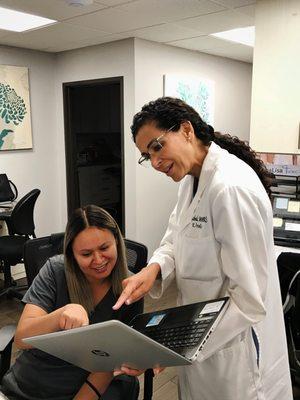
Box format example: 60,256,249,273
131,97,273,195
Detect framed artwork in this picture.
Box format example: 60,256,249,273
164,74,214,125
0,65,32,150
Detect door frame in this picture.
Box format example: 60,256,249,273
62,76,125,233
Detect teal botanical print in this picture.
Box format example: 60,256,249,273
0,83,27,125
164,74,214,126
0,83,27,150
0,65,32,150
177,81,211,124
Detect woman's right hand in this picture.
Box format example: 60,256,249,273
113,263,161,310
59,304,89,330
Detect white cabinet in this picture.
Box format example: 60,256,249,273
250,0,300,154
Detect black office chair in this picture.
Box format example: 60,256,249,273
0,234,154,399
23,232,64,287
284,273,300,386
277,252,300,385
0,189,40,298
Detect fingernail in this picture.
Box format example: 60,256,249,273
125,299,131,305
113,371,123,376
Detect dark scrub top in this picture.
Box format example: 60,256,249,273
1,255,142,400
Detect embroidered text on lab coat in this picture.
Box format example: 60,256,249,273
192,215,207,228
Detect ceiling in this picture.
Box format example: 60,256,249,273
0,0,256,63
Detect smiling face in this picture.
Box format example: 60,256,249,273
135,122,207,181
72,226,118,284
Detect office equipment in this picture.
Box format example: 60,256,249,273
270,174,300,199
277,252,300,383
24,297,229,371
273,196,300,247
0,189,40,298
0,174,17,203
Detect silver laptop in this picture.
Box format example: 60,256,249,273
24,297,229,371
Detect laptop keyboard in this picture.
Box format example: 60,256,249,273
139,319,212,350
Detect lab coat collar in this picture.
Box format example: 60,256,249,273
197,141,223,199
178,142,223,231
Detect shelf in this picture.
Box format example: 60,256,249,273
271,174,300,199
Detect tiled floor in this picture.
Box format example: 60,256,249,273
0,279,179,400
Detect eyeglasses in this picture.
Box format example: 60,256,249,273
138,124,177,166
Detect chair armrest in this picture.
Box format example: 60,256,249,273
144,369,154,400
0,325,16,352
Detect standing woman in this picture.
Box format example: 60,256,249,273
114,97,292,400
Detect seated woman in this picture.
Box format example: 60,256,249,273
1,205,143,400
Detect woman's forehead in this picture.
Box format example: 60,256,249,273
135,123,162,149
73,227,113,246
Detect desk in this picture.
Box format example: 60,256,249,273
0,203,14,235
275,244,300,259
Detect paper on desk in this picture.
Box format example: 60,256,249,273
276,197,289,209
285,222,300,232
288,201,300,213
273,217,283,227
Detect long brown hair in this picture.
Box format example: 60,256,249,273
64,205,128,314
131,97,273,195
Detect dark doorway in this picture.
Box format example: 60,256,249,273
63,77,124,233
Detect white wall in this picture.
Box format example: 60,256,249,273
0,38,252,261
250,0,300,153
0,45,60,237
134,38,253,255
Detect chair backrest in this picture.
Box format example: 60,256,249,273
10,189,40,236
23,232,64,287
124,238,148,274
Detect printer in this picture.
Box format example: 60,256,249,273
273,196,300,248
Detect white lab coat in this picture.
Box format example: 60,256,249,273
149,142,292,400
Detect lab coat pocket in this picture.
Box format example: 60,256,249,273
193,338,262,400
180,236,220,281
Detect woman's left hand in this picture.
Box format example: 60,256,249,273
113,366,145,377
113,366,165,377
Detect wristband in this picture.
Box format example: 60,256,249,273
85,379,102,399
